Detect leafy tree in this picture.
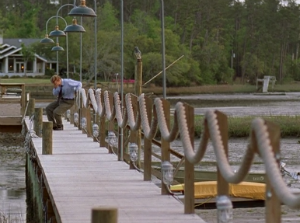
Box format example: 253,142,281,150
21,43,35,76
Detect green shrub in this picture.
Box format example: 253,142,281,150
10,75,21,78
45,69,55,77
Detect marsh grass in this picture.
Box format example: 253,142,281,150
193,115,300,138
1,77,300,95
142,83,300,95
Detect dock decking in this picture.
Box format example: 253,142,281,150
26,117,205,223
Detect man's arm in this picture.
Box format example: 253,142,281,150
52,87,60,96
68,79,82,91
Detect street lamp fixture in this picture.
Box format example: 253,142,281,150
51,43,64,51
49,25,66,37
40,34,54,44
68,0,97,89
68,0,97,17
68,0,98,128
48,19,67,76
64,18,86,33
49,3,85,78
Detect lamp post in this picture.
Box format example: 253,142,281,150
40,18,55,73
49,4,85,78
119,0,124,161
48,18,67,76
134,46,142,168
68,0,97,130
160,0,166,99
41,16,66,75
68,0,97,89
64,16,86,81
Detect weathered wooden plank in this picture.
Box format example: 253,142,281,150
0,116,22,125
27,117,206,223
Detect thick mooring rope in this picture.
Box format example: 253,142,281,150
76,89,300,209
138,94,158,139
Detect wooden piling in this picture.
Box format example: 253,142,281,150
143,96,152,181
161,99,170,195
42,121,53,155
91,207,117,223
184,103,195,214
70,106,74,124
216,110,229,198
264,121,281,223
27,98,35,117
34,107,43,137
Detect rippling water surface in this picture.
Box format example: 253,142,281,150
0,133,26,222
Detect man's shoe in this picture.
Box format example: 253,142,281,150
53,125,63,130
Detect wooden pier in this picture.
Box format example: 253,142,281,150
0,83,26,132
25,117,206,223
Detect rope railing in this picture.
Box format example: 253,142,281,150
72,88,300,222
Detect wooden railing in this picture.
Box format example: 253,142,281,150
52,88,300,222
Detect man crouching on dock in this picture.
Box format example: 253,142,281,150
46,74,82,130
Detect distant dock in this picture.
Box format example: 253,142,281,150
0,83,25,132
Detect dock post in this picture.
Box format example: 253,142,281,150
215,111,230,206
143,96,153,181
91,207,117,223
42,121,53,155
184,103,195,214
21,83,26,115
70,106,75,124
161,99,170,195
264,121,281,223
86,107,92,137
100,115,106,147
34,107,43,137
135,54,142,169
27,98,35,117
81,107,87,134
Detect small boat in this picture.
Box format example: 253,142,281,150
170,181,266,200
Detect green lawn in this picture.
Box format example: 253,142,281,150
0,77,50,84
1,77,300,94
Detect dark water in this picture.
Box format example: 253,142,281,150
0,133,26,222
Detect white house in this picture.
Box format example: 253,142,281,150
0,36,57,77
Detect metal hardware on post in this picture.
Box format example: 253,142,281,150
216,195,233,223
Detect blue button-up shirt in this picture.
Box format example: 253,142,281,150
53,79,82,99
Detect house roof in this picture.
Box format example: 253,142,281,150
0,47,21,59
3,38,40,48
0,38,55,62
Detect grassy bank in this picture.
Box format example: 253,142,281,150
193,115,300,138
1,77,300,95
2,77,300,138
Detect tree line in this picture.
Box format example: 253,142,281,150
1,0,300,86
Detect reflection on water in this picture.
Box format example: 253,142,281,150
0,133,26,222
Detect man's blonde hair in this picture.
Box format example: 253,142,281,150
50,74,61,84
